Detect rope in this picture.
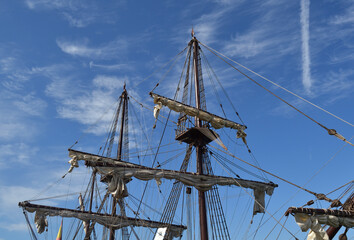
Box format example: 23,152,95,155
128,93,178,125
68,99,118,149
133,45,188,89
211,150,299,239
208,144,335,203
23,210,38,240
199,41,353,146
198,40,354,128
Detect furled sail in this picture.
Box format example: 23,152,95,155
285,207,354,240
68,149,277,215
150,93,246,131
19,202,186,238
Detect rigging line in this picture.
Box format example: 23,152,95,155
275,215,289,240
335,183,354,202
211,150,267,181
127,140,179,156
300,135,353,197
252,195,273,240
249,138,353,235
129,98,160,164
201,51,269,181
129,147,185,159
133,45,189,89
129,194,163,216
209,144,338,202
31,175,64,199
211,153,299,240
199,41,354,146
262,214,285,240
150,45,190,93
244,143,269,181
200,47,246,126
133,63,188,236
128,109,173,238
198,40,354,128
23,210,38,240
68,99,119,149
128,93,178,125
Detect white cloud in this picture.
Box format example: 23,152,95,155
0,143,39,168
53,75,130,135
300,0,312,93
0,90,46,141
31,64,79,100
316,69,354,103
92,75,127,90
62,12,96,28
57,38,128,59
222,1,298,63
330,5,354,25
13,93,47,116
223,29,275,58
25,0,69,10
193,8,230,44
89,61,131,71
25,0,117,27
0,57,32,90
0,122,32,141
0,185,38,217
0,223,28,232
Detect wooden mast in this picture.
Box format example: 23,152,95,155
192,32,209,240
109,84,128,240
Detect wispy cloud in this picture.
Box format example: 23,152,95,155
0,57,33,90
221,1,299,66
0,89,46,141
25,0,119,27
300,0,312,93
193,8,233,44
57,38,128,59
0,223,28,232
223,29,276,58
89,61,131,71
316,69,354,103
330,4,354,25
13,93,47,116
55,75,127,134
0,143,39,168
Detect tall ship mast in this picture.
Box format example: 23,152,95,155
19,32,353,240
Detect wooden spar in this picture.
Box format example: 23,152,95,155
284,207,354,218
82,170,96,240
110,86,128,240
192,36,209,240
78,194,89,234
18,201,186,231
89,170,96,214
84,192,109,240
327,194,354,239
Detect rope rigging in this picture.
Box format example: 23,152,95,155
209,144,342,204
198,40,354,147
198,41,354,128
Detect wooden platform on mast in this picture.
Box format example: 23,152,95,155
175,127,217,146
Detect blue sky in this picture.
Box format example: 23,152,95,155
0,0,353,239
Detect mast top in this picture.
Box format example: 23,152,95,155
191,27,195,38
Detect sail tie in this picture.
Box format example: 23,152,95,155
153,102,162,129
